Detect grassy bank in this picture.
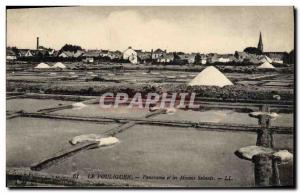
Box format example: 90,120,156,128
7,81,294,104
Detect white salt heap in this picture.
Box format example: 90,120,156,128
236,146,293,163
273,150,293,163
72,102,87,109
165,107,177,115
188,66,233,87
97,137,120,147
249,112,279,120
236,145,275,160
273,95,281,101
70,134,102,145
34,63,50,69
257,61,275,69
52,62,66,68
70,134,119,147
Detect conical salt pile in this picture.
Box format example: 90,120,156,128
34,62,50,69
52,62,66,68
257,61,275,69
72,102,87,109
188,66,233,87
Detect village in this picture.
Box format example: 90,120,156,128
6,6,295,188
7,33,294,68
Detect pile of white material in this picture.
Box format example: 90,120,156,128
273,150,293,163
236,145,275,160
70,134,101,145
273,95,281,101
149,106,177,115
98,137,120,147
70,134,119,147
52,62,66,68
249,112,279,120
72,102,87,109
236,146,293,163
257,61,275,69
34,62,50,69
188,66,233,87
165,107,177,115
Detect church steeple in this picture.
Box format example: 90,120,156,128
257,32,263,52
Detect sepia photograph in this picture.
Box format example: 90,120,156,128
5,6,295,188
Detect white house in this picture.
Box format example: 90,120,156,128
157,53,174,63
152,49,166,59
123,47,138,64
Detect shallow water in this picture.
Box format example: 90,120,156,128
43,125,292,187
52,105,293,127
6,98,74,113
6,116,293,187
52,105,149,118
6,117,119,168
155,109,293,127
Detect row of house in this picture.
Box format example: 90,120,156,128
7,46,288,65
59,50,123,63
7,46,202,64
6,47,124,63
123,47,204,64
122,47,284,65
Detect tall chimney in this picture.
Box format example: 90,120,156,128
36,37,39,50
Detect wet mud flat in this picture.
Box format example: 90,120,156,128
6,98,293,187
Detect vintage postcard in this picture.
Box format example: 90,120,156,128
6,6,295,188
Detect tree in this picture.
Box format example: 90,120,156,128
243,47,262,55
173,52,181,60
59,44,83,52
10,46,19,55
194,53,202,64
284,50,294,64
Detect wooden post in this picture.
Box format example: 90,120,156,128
254,104,280,187
256,115,273,148
252,153,273,187
271,157,281,186
256,105,273,148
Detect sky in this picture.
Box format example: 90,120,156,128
6,6,294,53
